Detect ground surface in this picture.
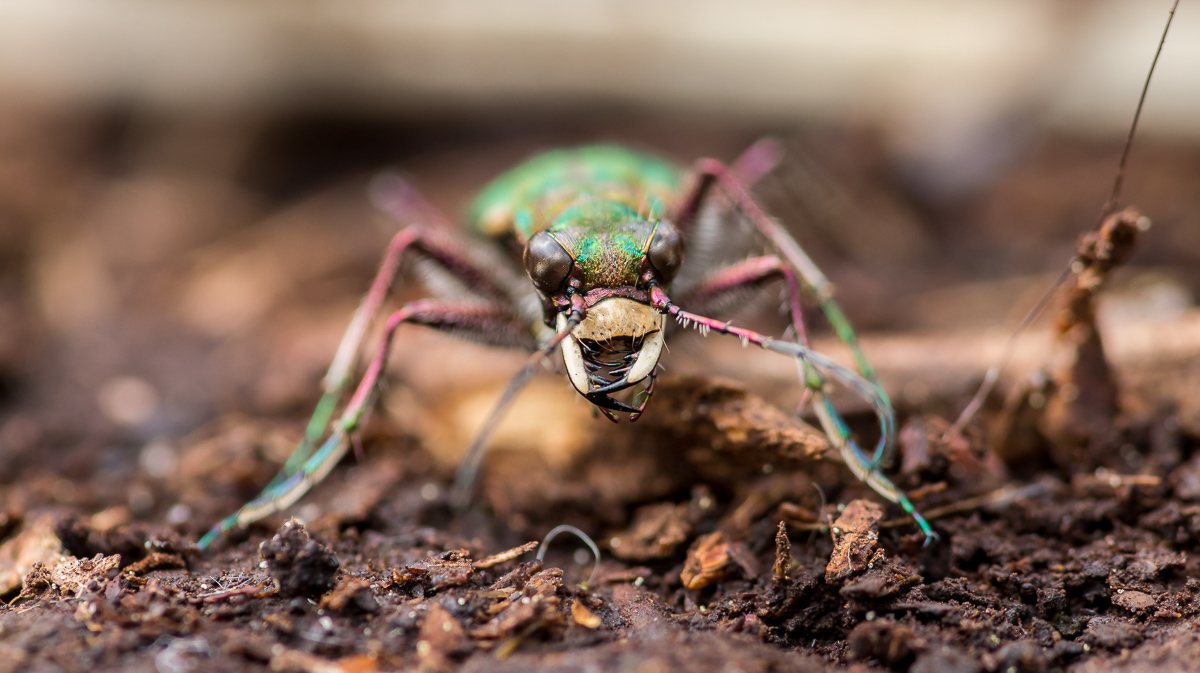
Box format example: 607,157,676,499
0,108,1199,672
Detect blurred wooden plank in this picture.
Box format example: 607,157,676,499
0,0,1195,142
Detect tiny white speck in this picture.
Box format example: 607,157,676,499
166,503,191,525
420,483,440,501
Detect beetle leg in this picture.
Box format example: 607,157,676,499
673,254,808,346
450,295,587,508
650,284,935,544
264,225,518,509
675,158,895,470
673,254,818,404
198,299,532,549
732,138,786,192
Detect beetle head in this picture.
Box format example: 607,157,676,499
522,218,683,416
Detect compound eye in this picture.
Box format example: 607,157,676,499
646,220,684,282
524,230,574,295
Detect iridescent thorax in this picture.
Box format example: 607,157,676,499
469,145,686,408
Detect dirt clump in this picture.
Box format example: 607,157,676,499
258,519,340,597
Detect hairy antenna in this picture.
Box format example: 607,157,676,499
946,0,1180,438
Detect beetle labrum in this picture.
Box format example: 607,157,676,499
197,142,935,550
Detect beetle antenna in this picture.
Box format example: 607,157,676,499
947,0,1179,438
450,300,587,508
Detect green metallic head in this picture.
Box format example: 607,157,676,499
523,208,683,415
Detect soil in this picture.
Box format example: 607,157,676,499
1,106,1199,673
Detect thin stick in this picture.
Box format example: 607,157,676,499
948,0,1180,437
1102,0,1180,218
946,265,1073,437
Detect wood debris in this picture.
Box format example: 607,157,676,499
825,500,883,583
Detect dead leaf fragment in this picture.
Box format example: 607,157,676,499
123,552,185,577
0,514,66,595
571,598,602,628
472,568,564,640
610,502,694,562
50,554,121,597
681,531,731,590
392,550,474,590
1113,589,1156,613
826,500,883,583
418,602,470,656
772,521,791,584
475,541,538,569
839,553,921,600
645,378,829,480
319,577,379,614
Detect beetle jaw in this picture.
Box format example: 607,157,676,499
557,297,664,406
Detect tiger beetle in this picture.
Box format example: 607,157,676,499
197,141,936,550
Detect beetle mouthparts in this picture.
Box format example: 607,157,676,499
558,297,664,404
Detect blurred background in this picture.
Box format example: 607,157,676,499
0,0,1197,523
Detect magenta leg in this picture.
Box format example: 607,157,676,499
370,172,459,233
199,221,526,550
673,157,891,462
731,138,785,188
199,299,530,549
675,254,813,412
675,254,808,347
649,284,934,543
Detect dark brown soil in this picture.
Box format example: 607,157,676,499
1,106,1199,673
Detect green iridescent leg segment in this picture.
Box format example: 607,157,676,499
198,300,530,550
198,223,527,550
261,226,509,487
651,285,934,545
671,158,929,542
811,394,934,541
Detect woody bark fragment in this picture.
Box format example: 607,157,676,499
1041,206,1147,463
771,521,791,585
825,499,883,584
